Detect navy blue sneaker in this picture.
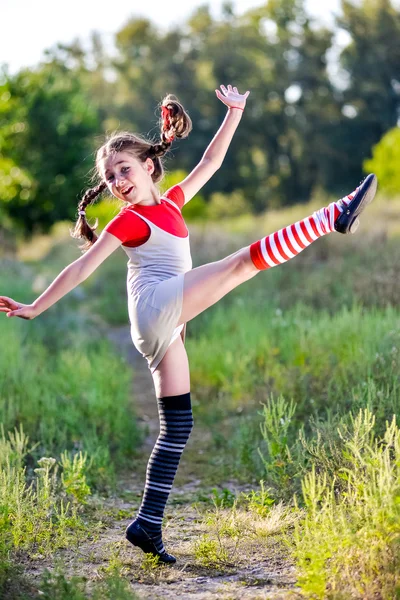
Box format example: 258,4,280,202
334,174,378,234
125,520,176,564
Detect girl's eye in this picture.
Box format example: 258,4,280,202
106,166,129,182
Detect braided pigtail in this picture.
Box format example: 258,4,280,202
69,181,107,253
146,95,192,182
160,94,192,143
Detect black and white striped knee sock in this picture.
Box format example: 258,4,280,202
135,393,193,553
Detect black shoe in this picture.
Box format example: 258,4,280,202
334,173,378,234
125,520,177,564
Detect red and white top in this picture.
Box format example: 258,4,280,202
104,185,188,247
104,184,192,302
103,184,192,373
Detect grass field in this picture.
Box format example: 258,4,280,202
1,191,399,598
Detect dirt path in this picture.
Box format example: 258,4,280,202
25,324,300,599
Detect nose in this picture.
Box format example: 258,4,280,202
115,175,127,189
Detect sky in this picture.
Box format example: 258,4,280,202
1,0,342,74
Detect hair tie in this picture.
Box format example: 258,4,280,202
161,106,171,128
79,210,86,216
161,106,175,142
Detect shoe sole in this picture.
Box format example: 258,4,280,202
349,218,360,233
336,174,377,234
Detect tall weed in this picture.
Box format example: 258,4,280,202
0,426,92,589
292,409,400,599
36,563,139,600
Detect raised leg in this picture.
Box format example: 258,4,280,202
178,187,362,325
179,246,258,325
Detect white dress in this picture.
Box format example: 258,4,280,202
120,197,193,372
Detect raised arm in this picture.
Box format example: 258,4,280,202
179,84,250,204
0,230,122,320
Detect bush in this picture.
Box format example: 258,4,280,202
364,127,400,197
207,189,252,219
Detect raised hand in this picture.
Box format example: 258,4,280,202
0,296,37,320
215,84,250,110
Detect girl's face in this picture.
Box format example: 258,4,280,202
101,151,156,205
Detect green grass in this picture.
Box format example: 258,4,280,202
24,564,139,599
0,260,145,596
185,297,400,493
182,259,400,597
5,192,400,598
187,303,400,411
0,320,142,489
0,425,92,595
0,266,143,487
180,205,400,597
292,409,400,599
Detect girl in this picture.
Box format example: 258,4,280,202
0,84,377,564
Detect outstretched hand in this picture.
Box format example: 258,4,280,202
215,84,250,110
0,296,37,320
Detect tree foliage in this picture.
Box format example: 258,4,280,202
364,127,400,196
336,0,400,185
1,0,399,235
0,62,100,235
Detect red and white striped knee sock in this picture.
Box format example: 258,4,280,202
250,191,356,271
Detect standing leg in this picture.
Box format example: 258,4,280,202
126,338,192,564
178,176,377,325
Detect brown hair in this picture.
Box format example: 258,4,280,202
70,94,192,253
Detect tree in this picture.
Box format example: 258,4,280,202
334,0,400,187
0,62,101,236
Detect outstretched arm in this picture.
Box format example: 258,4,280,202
179,84,250,204
0,230,122,320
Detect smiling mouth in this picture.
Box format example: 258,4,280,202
121,186,134,195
